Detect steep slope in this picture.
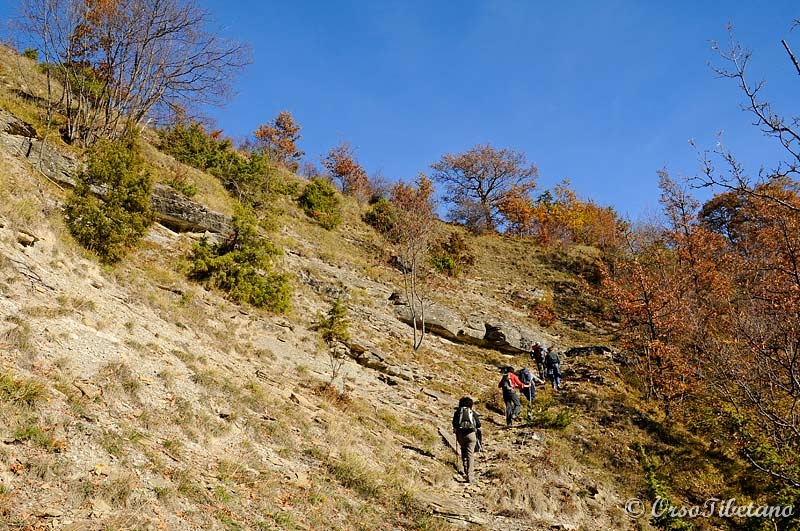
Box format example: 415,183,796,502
0,138,659,531
0,46,710,531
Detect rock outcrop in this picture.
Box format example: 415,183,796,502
0,109,232,235
149,184,232,234
392,297,555,355
343,339,415,383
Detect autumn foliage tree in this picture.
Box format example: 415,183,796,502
389,175,438,350
253,111,304,171
499,180,625,251
430,143,538,233
322,142,371,202
600,24,800,515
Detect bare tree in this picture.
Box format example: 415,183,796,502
430,143,538,233
18,0,249,145
386,175,438,351
695,23,800,211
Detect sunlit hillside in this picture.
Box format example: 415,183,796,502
0,26,796,531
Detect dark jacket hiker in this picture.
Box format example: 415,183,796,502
545,350,562,390
452,397,482,483
530,343,546,379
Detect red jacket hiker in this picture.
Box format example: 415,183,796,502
499,367,523,426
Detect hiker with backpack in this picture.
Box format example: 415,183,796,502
545,349,562,390
498,366,523,426
530,343,546,380
516,367,544,404
452,396,482,483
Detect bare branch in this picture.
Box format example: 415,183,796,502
18,0,250,144
781,39,800,76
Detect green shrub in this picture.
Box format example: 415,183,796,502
64,132,153,263
526,396,573,429
298,178,341,230
22,48,38,62
429,232,475,277
528,408,573,429
637,443,694,530
158,122,232,172
188,209,292,312
314,299,350,344
216,150,285,207
159,123,291,207
362,197,397,234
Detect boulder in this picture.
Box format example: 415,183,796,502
565,345,614,358
149,184,232,234
393,302,551,355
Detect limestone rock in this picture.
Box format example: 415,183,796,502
150,184,232,234
393,303,550,355
0,109,232,236
346,339,413,381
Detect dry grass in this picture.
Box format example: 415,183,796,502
0,369,45,406
99,360,141,402
0,45,65,140
137,140,236,215
0,153,49,229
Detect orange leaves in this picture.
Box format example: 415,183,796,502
602,172,800,441
388,174,436,243
496,185,536,236
322,142,371,202
85,0,122,26
498,179,625,249
385,174,438,351
253,111,304,171
71,0,122,56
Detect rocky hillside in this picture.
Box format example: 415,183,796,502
0,47,723,531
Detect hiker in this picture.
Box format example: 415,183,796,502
452,396,482,483
545,349,562,390
498,366,523,426
530,343,546,380
516,367,544,403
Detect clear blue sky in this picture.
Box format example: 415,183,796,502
3,1,798,219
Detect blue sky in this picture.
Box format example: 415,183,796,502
3,2,799,219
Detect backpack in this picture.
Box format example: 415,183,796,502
457,407,476,431
530,344,543,361
546,351,561,378
519,368,533,385
499,373,513,391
